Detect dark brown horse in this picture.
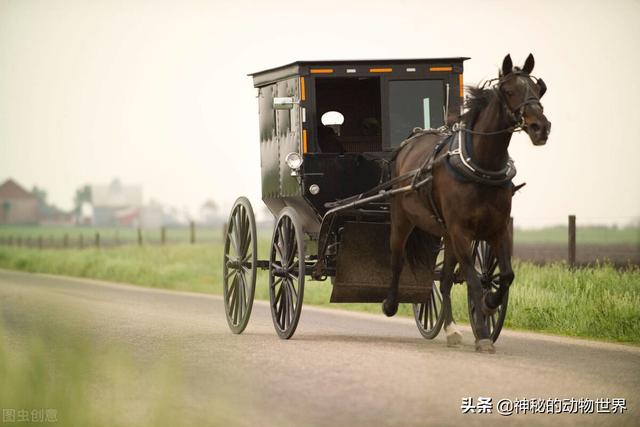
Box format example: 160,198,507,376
383,53,551,353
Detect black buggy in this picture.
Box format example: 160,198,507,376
223,58,508,340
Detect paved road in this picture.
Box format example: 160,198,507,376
1,269,638,426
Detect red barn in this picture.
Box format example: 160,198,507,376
0,179,39,225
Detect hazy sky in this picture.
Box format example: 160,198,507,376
1,0,639,226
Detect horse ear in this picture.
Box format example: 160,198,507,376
537,78,547,97
522,53,535,74
501,54,513,76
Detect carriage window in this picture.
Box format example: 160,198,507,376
388,80,444,147
314,77,382,153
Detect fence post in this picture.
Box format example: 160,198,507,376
568,215,576,267
115,230,120,246
95,232,100,248
17,236,22,247
137,228,143,246
222,222,228,243
190,221,195,244
79,234,84,249
161,227,166,245
63,233,69,248
509,217,514,257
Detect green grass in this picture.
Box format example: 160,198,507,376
2,224,638,246
0,319,188,427
0,240,638,344
0,225,226,245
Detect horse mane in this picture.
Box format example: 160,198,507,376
461,86,498,126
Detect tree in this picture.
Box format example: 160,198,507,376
73,185,92,215
31,186,47,205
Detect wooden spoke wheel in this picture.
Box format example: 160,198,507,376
412,243,445,339
269,208,305,339
467,240,509,342
223,197,257,334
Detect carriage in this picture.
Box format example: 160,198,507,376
223,58,509,342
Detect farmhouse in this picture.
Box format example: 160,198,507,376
91,180,143,226
0,179,38,225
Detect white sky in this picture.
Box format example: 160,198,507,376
1,0,639,227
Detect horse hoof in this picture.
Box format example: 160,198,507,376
382,299,398,317
475,339,496,354
446,330,463,347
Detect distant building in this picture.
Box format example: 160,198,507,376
91,179,143,226
0,179,39,225
38,205,74,226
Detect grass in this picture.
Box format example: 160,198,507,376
0,319,188,427
1,224,638,246
0,239,638,344
0,225,226,245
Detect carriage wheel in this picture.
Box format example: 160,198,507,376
467,240,509,342
222,197,257,334
412,244,445,339
269,208,305,339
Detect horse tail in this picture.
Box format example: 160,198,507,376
404,228,440,270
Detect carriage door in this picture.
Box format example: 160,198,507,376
386,79,445,148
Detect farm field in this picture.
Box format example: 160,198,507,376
0,237,638,344
1,224,638,265
1,224,638,244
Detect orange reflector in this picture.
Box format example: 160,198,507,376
369,68,392,73
300,77,306,101
310,69,334,74
303,129,308,153
430,66,452,72
458,74,464,98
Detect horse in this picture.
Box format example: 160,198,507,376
383,53,551,353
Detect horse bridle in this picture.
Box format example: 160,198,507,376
496,71,544,127
458,71,544,136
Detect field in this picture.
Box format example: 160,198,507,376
514,225,639,266
1,224,638,265
514,224,639,245
1,234,638,344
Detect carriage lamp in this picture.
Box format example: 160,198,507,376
309,184,320,195
285,152,303,176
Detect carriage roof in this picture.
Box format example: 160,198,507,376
250,57,470,87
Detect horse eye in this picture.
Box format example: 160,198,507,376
505,90,514,97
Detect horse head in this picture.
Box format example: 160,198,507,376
499,53,551,145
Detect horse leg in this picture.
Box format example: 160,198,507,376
485,233,514,311
440,240,462,346
382,213,412,317
449,231,494,353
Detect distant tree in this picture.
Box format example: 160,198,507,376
31,186,47,205
73,185,92,214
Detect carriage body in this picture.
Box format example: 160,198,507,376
224,58,508,341
250,58,468,233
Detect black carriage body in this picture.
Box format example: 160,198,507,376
250,58,468,234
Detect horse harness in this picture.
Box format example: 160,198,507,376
392,71,544,230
